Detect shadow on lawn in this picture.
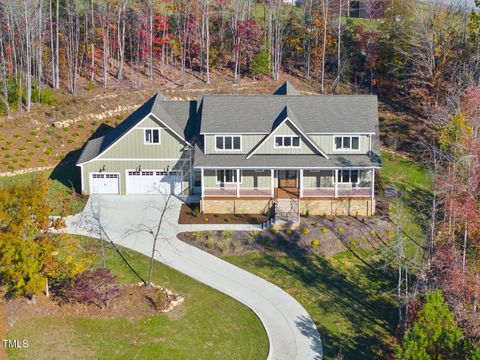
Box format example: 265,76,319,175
246,246,397,359
50,123,114,194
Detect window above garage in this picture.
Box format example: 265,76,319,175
144,129,161,144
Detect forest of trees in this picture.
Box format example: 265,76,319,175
1,0,480,357
0,0,479,115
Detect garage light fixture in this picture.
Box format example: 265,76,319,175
99,164,106,172
137,165,142,172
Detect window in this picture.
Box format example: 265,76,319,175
336,170,359,183
215,135,241,151
145,129,160,144
274,135,300,148
334,136,360,151
216,169,241,184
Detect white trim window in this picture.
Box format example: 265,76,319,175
215,135,241,151
145,129,161,144
336,169,359,183
334,136,360,151
274,135,300,148
216,169,241,184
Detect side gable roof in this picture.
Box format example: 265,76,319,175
274,81,300,95
76,92,192,165
246,106,329,159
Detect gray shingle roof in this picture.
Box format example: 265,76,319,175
199,95,378,134
77,93,195,165
274,81,300,95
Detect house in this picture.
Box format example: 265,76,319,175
76,81,382,217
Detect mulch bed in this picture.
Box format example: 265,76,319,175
178,215,393,257
6,284,182,326
178,203,268,225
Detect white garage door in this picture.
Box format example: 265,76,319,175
126,170,182,195
90,173,119,194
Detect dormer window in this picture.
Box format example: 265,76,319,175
215,135,241,151
334,136,359,151
145,129,161,144
275,135,300,148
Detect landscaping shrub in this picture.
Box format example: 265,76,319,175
369,229,376,236
248,231,260,244
311,222,319,228
218,238,231,254
191,206,200,217
41,138,49,144
67,268,119,309
321,227,329,233
222,230,233,240
349,239,357,247
192,232,203,242
271,228,280,235
44,147,53,155
203,217,209,222
337,227,344,235
233,240,243,253
301,228,310,235
206,232,216,248
311,239,320,248
285,229,293,236
85,81,95,91
224,217,231,223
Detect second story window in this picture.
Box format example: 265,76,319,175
216,135,241,151
145,129,161,144
275,135,300,148
334,136,360,151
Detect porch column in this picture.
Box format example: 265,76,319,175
236,169,240,198
201,168,205,213
270,169,274,197
299,169,304,198
334,169,339,198
371,168,375,198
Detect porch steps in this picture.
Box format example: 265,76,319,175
274,198,300,225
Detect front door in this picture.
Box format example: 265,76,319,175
278,170,297,188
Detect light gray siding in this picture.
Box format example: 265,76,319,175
203,169,271,189
310,134,370,154
204,134,264,154
98,115,185,160
254,122,318,155
303,170,334,188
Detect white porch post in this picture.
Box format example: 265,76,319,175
271,169,274,197
201,168,205,213
334,169,339,198
236,169,240,198
371,168,375,198
299,169,304,198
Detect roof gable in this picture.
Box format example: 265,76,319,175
246,106,329,159
274,81,300,95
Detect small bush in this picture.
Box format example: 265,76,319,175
13,134,20,138
191,206,201,217
7,165,14,170
72,132,80,137
34,144,40,148
350,239,357,247
23,157,31,163
301,228,310,235
6,141,12,145
77,124,85,129
67,268,119,309
26,138,32,143
218,238,231,254
386,228,395,239
192,231,204,242
67,139,74,143
30,130,38,136
271,228,280,235
116,114,125,120
44,147,53,155
222,230,233,240
206,231,216,248
233,240,243,253
311,222,319,228
203,217,209,222
85,81,95,91
90,120,98,126
41,138,49,144
369,229,376,236
4,154,11,158
39,158,46,163
224,217,231,223
311,239,320,248
321,227,329,233
19,146,27,151
285,229,293,236
248,230,260,244
337,227,344,235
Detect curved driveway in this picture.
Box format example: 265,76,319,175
62,195,323,360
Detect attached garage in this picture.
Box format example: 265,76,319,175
89,173,120,194
126,170,183,195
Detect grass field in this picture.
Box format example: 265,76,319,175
6,237,269,360
224,152,432,359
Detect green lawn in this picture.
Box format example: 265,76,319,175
0,163,87,216
7,237,269,360
223,152,432,359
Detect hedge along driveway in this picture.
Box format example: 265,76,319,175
62,195,323,360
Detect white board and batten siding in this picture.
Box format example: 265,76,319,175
89,173,120,194
125,170,183,195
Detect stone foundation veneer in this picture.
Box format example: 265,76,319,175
201,198,375,216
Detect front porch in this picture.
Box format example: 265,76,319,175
200,168,375,199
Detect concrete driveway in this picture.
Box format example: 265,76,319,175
62,195,323,360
